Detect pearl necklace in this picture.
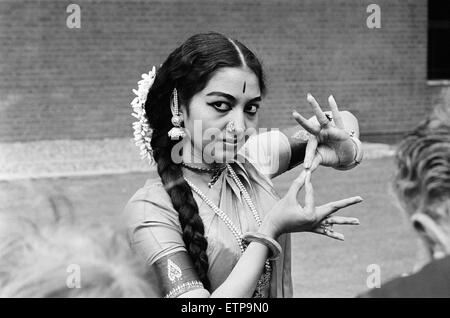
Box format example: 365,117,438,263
184,163,271,297
226,164,262,226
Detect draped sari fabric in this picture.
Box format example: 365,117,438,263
123,130,293,297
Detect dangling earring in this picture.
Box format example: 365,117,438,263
168,88,186,140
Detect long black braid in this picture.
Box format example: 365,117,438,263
144,32,266,290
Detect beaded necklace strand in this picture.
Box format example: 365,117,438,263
184,163,271,298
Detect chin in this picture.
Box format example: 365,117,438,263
211,151,237,164
201,140,245,164
209,144,240,164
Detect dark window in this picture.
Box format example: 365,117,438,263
428,1,450,79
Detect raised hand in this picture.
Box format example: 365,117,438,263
262,170,362,241
292,94,359,171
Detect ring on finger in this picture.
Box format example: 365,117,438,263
320,222,334,234
319,113,333,127
319,117,330,127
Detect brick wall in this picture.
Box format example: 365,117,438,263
430,85,450,111
0,0,429,143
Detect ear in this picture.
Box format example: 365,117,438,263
410,213,450,259
169,94,177,116
179,103,187,118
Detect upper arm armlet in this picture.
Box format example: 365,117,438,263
153,251,206,298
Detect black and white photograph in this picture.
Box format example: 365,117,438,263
0,0,449,302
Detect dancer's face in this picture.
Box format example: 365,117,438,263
181,67,261,164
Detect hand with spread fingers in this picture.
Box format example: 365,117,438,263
292,93,362,171
260,170,362,241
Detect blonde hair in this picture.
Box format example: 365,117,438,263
393,104,450,223
0,215,157,297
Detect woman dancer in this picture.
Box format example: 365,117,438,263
124,32,363,298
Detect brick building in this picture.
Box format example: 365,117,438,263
4,1,450,296
0,0,448,146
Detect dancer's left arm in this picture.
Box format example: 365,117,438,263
242,94,362,178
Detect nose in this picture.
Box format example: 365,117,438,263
228,110,246,137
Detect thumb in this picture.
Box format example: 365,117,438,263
286,170,307,197
309,153,322,172
303,135,318,169
304,170,314,211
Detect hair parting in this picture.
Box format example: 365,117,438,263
144,32,265,290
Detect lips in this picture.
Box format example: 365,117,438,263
222,134,248,146
223,139,238,145
222,135,240,145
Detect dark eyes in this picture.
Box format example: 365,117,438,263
209,102,259,115
210,101,231,112
245,105,258,114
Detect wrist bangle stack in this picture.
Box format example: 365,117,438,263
335,131,364,171
242,232,282,261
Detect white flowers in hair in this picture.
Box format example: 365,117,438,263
130,66,156,165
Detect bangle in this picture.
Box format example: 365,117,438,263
242,232,282,261
335,131,364,171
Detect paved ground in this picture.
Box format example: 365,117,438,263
0,156,418,297
273,158,417,297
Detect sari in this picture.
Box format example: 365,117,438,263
123,130,293,297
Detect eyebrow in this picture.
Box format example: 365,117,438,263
206,91,261,103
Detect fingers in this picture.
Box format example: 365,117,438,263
313,215,361,241
321,126,350,141
328,95,344,129
313,227,345,241
287,170,307,196
328,196,364,211
292,111,321,135
307,93,329,127
304,170,314,211
317,196,364,220
323,216,360,225
303,135,318,169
